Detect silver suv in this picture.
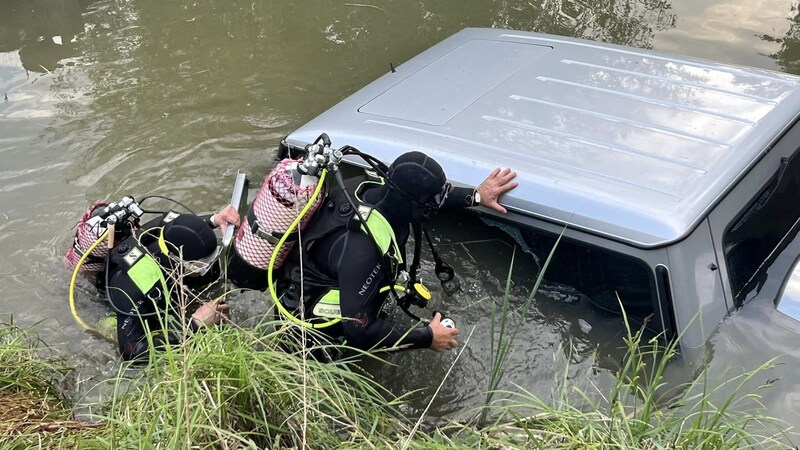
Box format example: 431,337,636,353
279,28,800,353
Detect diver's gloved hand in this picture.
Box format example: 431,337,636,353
477,167,518,214
191,297,230,327
429,312,459,352
210,204,241,234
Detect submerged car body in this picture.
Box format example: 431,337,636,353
280,28,800,351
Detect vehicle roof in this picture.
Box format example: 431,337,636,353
285,28,800,248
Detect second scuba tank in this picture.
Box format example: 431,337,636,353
64,201,112,275
229,158,324,290
64,197,144,275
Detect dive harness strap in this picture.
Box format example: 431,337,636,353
248,207,298,244
397,223,459,320
397,222,425,321
107,238,171,318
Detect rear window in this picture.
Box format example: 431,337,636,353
724,150,800,305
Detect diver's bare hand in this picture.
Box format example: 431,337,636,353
192,298,230,327
477,168,518,214
211,204,240,234
429,312,459,351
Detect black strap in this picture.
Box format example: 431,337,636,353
424,226,458,294
71,238,106,265
247,208,297,244
409,222,423,285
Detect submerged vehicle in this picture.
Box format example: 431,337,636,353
278,28,800,353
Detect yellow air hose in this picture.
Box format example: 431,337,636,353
268,169,339,329
68,230,109,334
267,168,407,328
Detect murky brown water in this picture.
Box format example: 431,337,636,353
2,0,800,435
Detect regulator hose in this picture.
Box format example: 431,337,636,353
138,195,196,215
269,149,425,329
69,230,109,334
268,168,338,329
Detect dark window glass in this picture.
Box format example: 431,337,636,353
724,152,800,305
519,227,660,331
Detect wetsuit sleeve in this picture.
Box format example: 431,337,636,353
114,295,186,361
443,186,477,209
332,231,433,350
198,213,215,229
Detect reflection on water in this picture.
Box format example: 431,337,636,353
763,3,800,74
0,0,799,436
0,0,93,72
484,0,676,47
657,0,796,70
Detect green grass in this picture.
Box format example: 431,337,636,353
2,275,795,449
90,319,413,449
480,228,564,426
449,310,793,449
0,321,102,449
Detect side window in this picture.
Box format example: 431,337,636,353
519,228,661,333
724,149,800,305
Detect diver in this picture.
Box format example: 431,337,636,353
263,151,517,352
97,205,239,361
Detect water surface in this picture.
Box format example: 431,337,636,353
2,0,800,435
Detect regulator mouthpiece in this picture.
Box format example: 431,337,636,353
398,281,432,310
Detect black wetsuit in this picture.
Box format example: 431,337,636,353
307,206,426,349
284,182,475,351
100,214,217,361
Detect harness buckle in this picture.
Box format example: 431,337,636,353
251,218,296,245
356,205,372,222
396,270,410,287
147,287,163,303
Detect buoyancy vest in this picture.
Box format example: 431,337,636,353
103,212,220,360
104,214,179,315
277,173,403,325
104,211,219,315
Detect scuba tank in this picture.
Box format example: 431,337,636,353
64,197,144,275
66,196,145,335
227,136,333,290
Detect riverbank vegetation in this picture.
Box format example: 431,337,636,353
0,321,101,448
1,311,793,449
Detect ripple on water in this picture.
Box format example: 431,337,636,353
702,297,800,429
3,0,800,432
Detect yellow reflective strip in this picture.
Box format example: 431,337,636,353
311,290,341,318
157,226,169,255
318,289,340,305
360,210,403,264
128,255,163,294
